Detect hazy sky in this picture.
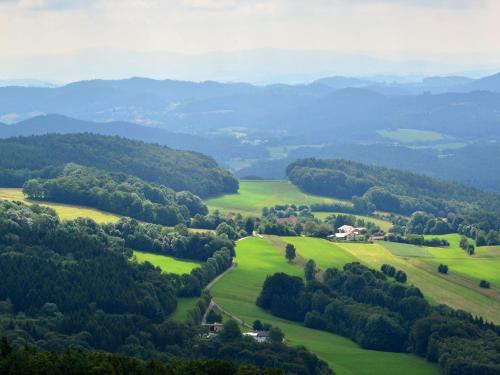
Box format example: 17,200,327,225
1,0,499,81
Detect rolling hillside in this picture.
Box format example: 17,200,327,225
0,133,238,197
210,236,439,375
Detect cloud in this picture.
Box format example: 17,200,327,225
334,0,486,8
0,0,96,10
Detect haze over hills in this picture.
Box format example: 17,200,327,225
3,72,500,193
3,49,499,84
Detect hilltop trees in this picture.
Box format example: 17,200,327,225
286,158,500,245
23,164,208,226
0,133,238,197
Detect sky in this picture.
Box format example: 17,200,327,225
1,0,499,82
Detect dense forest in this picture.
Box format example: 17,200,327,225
0,133,238,197
257,263,500,375
22,163,208,226
287,158,500,244
0,348,288,375
0,201,331,374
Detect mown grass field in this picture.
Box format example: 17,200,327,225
133,250,201,275
313,211,393,231
278,235,500,323
210,236,438,375
206,180,351,216
0,188,121,223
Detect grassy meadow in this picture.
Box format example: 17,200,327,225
206,180,351,216
133,250,201,275
277,235,500,323
210,236,439,375
0,187,121,223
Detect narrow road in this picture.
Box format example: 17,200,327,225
201,235,253,327
204,261,236,291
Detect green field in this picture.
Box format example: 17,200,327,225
378,128,443,143
206,180,350,216
133,250,201,275
276,235,500,322
210,237,438,375
313,211,393,231
0,188,121,223
170,297,200,321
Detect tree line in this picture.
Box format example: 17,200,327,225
23,163,208,226
0,133,238,197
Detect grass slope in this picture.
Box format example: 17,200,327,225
279,235,500,323
210,236,438,375
206,180,350,216
133,250,201,275
0,188,120,223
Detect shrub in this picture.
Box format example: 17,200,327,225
437,264,448,274
479,280,490,288
395,270,407,283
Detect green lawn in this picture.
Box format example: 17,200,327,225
378,128,443,143
313,211,393,231
210,237,438,375
0,188,121,224
206,180,351,216
133,250,201,275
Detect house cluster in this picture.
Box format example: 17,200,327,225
329,225,367,241
243,330,270,343
202,322,270,343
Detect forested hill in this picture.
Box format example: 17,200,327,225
286,158,500,217
0,133,238,197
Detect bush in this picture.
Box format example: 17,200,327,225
381,264,396,277
395,270,407,283
479,280,490,288
438,264,448,274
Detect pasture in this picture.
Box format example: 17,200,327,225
273,236,500,322
0,187,121,223
206,180,350,216
210,236,438,375
133,250,201,275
